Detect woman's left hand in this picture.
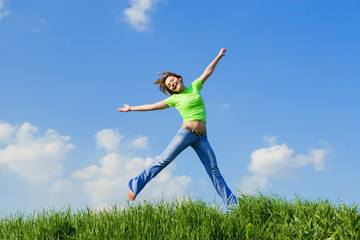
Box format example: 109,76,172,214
218,48,226,58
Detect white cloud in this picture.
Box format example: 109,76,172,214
0,122,75,183
73,131,191,208
239,136,328,194
310,149,327,170
0,122,15,143
292,148,328,171
95,129,150,152
96,129,124,152
249,143,294,177
0,0,10,20
239,175,269,194
47,179,73,194
72,165,100,179
122,0,164,32
130,135,149,149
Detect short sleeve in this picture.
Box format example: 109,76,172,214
192,79,203,91
164,95,176,107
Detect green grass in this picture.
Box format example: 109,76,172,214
1,193,359,239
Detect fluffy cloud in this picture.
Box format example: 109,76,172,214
0,0,10,20
73,153,191,208
239,136,328,194
0,122,75,183
0,122,15,143
95,129,149,152
47,179,74,194
129,135,149,149
249,143,294,177
96,128,124,152
72,129,191,209
122,0,163,32
239,175,269,192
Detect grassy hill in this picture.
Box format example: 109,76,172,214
1,193,359,239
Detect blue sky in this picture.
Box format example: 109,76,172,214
0,0,359,213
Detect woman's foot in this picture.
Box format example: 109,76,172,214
127,190,136,201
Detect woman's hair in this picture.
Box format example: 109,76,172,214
154,71,182,96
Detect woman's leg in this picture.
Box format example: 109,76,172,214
128,128,196,197
191,135,237,206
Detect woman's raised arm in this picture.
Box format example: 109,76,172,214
198,48,226,85
117,100,169,112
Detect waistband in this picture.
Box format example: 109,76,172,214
182,125,207,136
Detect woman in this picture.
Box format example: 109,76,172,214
118,48,237,206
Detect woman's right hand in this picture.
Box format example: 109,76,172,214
117,104,131,112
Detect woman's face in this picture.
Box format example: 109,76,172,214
165,76,184,93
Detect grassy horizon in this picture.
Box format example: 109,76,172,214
1,193,359,239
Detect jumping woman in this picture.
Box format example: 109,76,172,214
117,48,237,206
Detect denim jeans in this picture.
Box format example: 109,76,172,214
128,127,237,206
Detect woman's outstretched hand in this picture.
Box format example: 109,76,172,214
218,48,226,58
198,48,227,85
117,104,131,112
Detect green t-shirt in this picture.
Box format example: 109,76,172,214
164,79,206,123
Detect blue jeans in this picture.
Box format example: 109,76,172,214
128,127,237,206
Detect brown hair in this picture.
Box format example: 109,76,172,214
154,71,182,96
